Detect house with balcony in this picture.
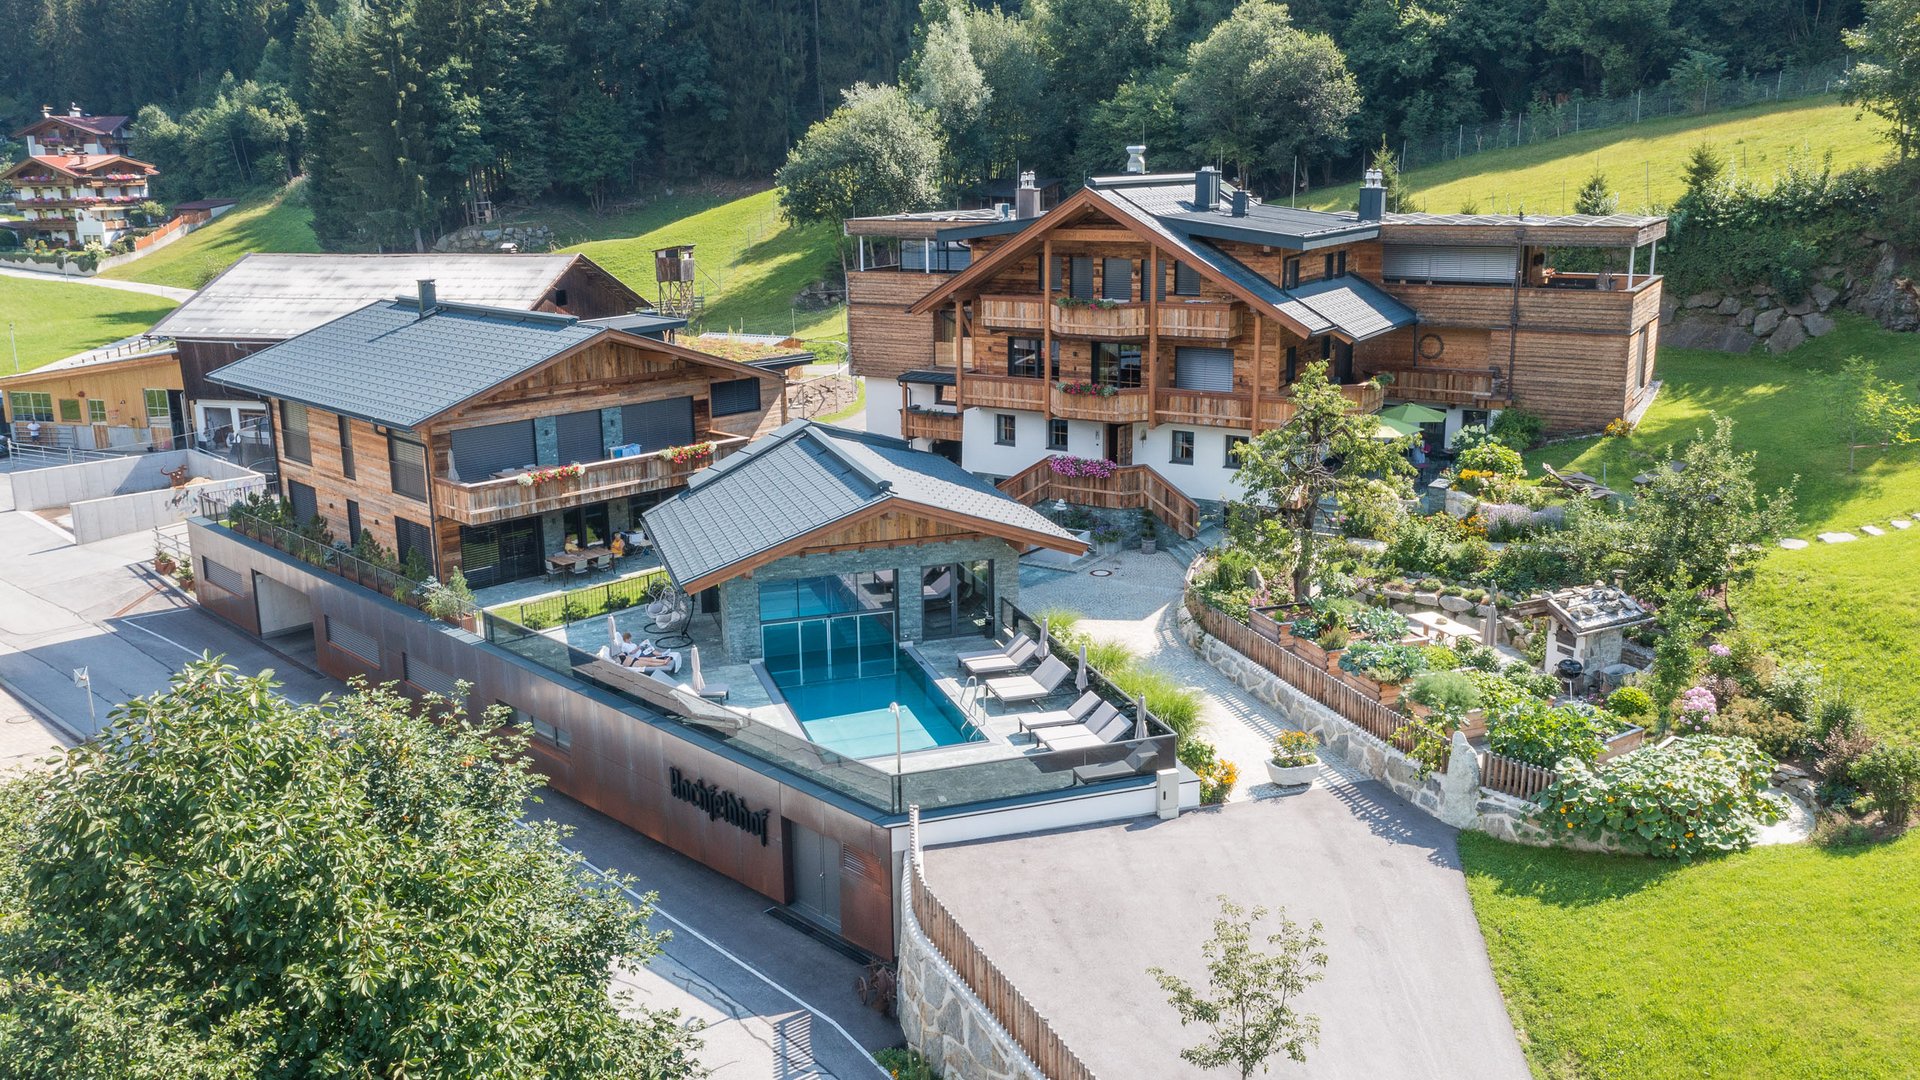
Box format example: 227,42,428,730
205,284,789,588
846,154,1666,510
1,148,157,248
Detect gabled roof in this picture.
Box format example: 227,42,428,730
0,339,177,386
644,421,1083,592
206,298,780,430
13,113,131,138
151,253,648,341
1093,173,1375,251
0,153,157,181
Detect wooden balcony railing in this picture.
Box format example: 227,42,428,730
1155,300,1240,340
1050,385,1152,423
1256,398,1298,428
998,458,1200,538
1051,301,1149,339
978,295,1046,331
1340,382,1386,413
437,432,750,526
960,372,1047,412
1374,368,1498,406
900,406,963,442
1156,388,1251,427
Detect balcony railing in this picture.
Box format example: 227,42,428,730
1340,382,1387,414
1050,384,1152,423
1050,300,1149,339
437,432,751,526
978,295,1046,332
1375,368,1498,406
960,372,1047,412
901,405,963,441
1156,388,1251,427
1155,300,1240,340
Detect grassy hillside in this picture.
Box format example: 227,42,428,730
100,183,320,290
0,277,178,372
556,187,844,341
1309,96,1890,215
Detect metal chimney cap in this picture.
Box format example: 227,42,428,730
1124,145,1148,174
1362,168,1385,188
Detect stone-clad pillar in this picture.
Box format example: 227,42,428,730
533,417,559,466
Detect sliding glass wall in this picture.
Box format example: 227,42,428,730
920,560,993,640
760,572,897,683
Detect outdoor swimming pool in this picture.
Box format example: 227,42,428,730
771,649,981,759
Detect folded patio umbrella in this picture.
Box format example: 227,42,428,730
1381,401,1447,426
1482,598,1499,647
1076,643,1088,692
606,614,620,651
1133,692,1148,741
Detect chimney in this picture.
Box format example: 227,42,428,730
1231,189,1250,217
40,104,52,119
1015,171,1041,219
1194,166,1221,211
1358,167,1386,222
1124,144,1147,174
416,279,438,318
68,102,82,117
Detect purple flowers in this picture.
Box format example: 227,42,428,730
1047,455,1119,479
1675,685,1718,733
1708,643,1732,658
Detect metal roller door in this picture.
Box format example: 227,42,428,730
448,420,535,480
1381,244,1517,284
555,409,605,464
1173,346,1235,393
621,396,695,453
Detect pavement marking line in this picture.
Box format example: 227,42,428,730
573,853,890,1079
116,613,206,660
110,584,167,619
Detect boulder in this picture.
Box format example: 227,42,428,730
1767,316,1808,354
1750,283,1773,297
1734,306,1756,327
1661,315,1729,350
1784,297,1814,317
1810,282,1840,310
1752,308,1784,336
1713,296,1743,316
1802,311,1836,338
1684,290,1723,309
1815,265,1841,281
1438,594,1474,613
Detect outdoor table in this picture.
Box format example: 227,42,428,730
1407,610,1478,646
549,546,612,570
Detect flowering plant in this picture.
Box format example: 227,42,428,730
1054,380,1118,398
1046,454,1118,479
1675,685,1719,733
1052,296,1124,310
664,441,714,465
524,463,584,486
1604,417,1634,438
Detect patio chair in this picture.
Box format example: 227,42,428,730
954,632,1030,667
960,636,1037,676
569,559,589,578
1016,691,1104,732
1035,708,1133,752
985,655,1071,704
592,553,613,573
544,559,564,583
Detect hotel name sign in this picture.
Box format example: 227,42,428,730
669,766,772,846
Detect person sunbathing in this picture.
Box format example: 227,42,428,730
617,633,672,670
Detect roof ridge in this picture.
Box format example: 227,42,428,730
800,425,890,495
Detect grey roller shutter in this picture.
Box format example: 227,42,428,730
621,396,695,453
1381,244,1518,284
201,557,244,594
1101,258,1133,300
1174,261,1201,296
710,378,761,417
554,410,605,464
1069,257,1093,300
325,616,380,665
1173,347,1235,393
404,654,462,700
448,420,535,480
286,480,317,522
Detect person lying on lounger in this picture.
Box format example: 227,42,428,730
617,633,673,669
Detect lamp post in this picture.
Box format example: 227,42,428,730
892,702,903,778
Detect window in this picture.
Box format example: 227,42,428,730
8,392,52,422
87,398,106,423
1007,337,1047,379
1323,251,1347,278
1173,261,1201,296
144,388,171,421
1285,345,1298,383
1282,257,1301,289
394,516,434,573
934,308,956,343
1226,435,1248,468
1047,418,1069,451
1172,346,1234,393
1059,256,1092,299
404,654,463,701
1170,430,1195,465
995,413,1016,446
711,377,762,416
933,382,955,405
1101,257,1134,301
345,500,362,545
286,480,317,524
280,401,311,464
1092,343,1143,388
758,571,897,621
1635,328,1651,386
58,398,81,423
338,416,355,479
388,435,428,501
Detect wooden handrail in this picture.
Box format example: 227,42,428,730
996,458,1199,538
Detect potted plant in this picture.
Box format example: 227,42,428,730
153,544,177,578
1139,508,1158,554
1093,526,1123,554
1265,731,1321,786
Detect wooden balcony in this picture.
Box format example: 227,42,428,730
978,295,1046,332
1383,277,1661,335
961,372,1047,412
1375,368,1498,407
1156,389,1251,427
1051,301,1149,339
436,432,750,527
901,406,963,441
1155,300,1240,340
1050,385,1152,423
1256,398,1298,428
1340,382,1387,413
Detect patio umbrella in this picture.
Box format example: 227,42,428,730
688,645,707,690
1133,692,1149,741
1372,415,1419,440
1381,401,1447,426
1075,643,1089,692
1039,616,1049,657
605,614,621,652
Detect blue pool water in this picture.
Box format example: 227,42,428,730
773,654,980,759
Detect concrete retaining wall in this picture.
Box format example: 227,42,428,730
14,450,265,542
73,473,265,543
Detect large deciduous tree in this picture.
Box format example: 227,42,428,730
1845,0,1920,160
1230,361,1412,600
1174,0,1359,190
0,660,698,1078
1628,415,1797,606
777,83,946,225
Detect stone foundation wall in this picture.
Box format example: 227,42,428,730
431,223,556,253
897,881,1046,1080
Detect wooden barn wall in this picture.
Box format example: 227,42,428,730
847,271,945,380
180,338,272,411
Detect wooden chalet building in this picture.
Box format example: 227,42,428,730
150,252,658,458
3,105,156,248
207,286,788,588
846,155,1666,505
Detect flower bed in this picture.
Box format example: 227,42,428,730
664,441,714,465
1538,735,1783,858
515,463,584,487
1053,380,1118,397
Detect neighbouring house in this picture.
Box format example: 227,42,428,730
3,104,157,248
846,153,1666,511
205,283,790,588
149,252,661,464
1,339,185,451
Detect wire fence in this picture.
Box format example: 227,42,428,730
1392,59,1854,176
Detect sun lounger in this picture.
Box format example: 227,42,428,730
1017,691,1105,732
1036,709,1134,752
986,655,1071,704
954,632,1031,667
961,636,1038,676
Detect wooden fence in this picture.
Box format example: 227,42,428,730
1478,751,1559,800
998,459,1201,538
1185,592,1443,765
906,808,1097,1080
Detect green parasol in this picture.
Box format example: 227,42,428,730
1372,414,1420,440
1380,401,1448,426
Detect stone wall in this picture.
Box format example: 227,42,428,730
896,891,1046,1080
1660,237,1919,353
431,222,556,253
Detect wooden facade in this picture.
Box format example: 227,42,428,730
0,349,183,449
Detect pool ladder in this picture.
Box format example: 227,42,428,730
958,675,990,736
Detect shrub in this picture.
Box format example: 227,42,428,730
1314,624,1350,650
1762,660,1825,723
875,1047,939,1079
1456,440,1525,477
1408,670,1480,714
1538,735,1784,858
1486,700,1613,768
1606,686,1655,720
1418,645,1459,671
1270,730,1319,766
1710,697,1808,759
1455,640,1502,673
1489,408,1545,450
1032,606,1083,640
1110,665,1201,740
1853,742,1920,828
1086,638,1137,673
1465,670,1535,713
1813,717,1877,785
1338,642,1428,684
1179,737,1217,774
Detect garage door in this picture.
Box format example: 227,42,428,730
621,396,695,453
449,420,536,480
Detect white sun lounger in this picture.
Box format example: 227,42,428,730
955,632,1032,667
986,655,1071,704
1017,691,1104,732
1036,708,1134,752
961,636,1038,676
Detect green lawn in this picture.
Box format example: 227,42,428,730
0,276,178,372
1460,830,1920,1079
99,183,320,290
1310,96,1890,214
557,187,845,341
1524,314,1920,734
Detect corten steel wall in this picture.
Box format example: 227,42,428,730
187,518,900,959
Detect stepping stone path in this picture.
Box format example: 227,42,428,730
1861,525,1886,536
1777,538,1810,550
1894,520,1913,530
1817,532,1858,543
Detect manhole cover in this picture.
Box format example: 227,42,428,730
1089,569,1114,577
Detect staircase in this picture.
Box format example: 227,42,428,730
1160,517,1224,570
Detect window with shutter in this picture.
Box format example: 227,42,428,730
201,558,244,594
325,616,380,665
1173,347,1234,393
286,480,317,523
1101,258,1133,301
554,410,605,463
338,416,355,478
404,654,462,700
394,516,434,573
1069,257,1093,300
280,401,311,463
1173,262,1201,296
388,435,428,500
620,397,695,453
448,421,535,480
710,378,762,417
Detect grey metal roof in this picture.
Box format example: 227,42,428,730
151,253,594,341
1285,276,1417,342
1182,240,1333,336
1092,174,1377,250
582,312,687,337
897,369,956,386
643,421,1079,588
1383,211,1663,229
206,299,603,429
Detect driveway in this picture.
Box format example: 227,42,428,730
0,264,195,301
